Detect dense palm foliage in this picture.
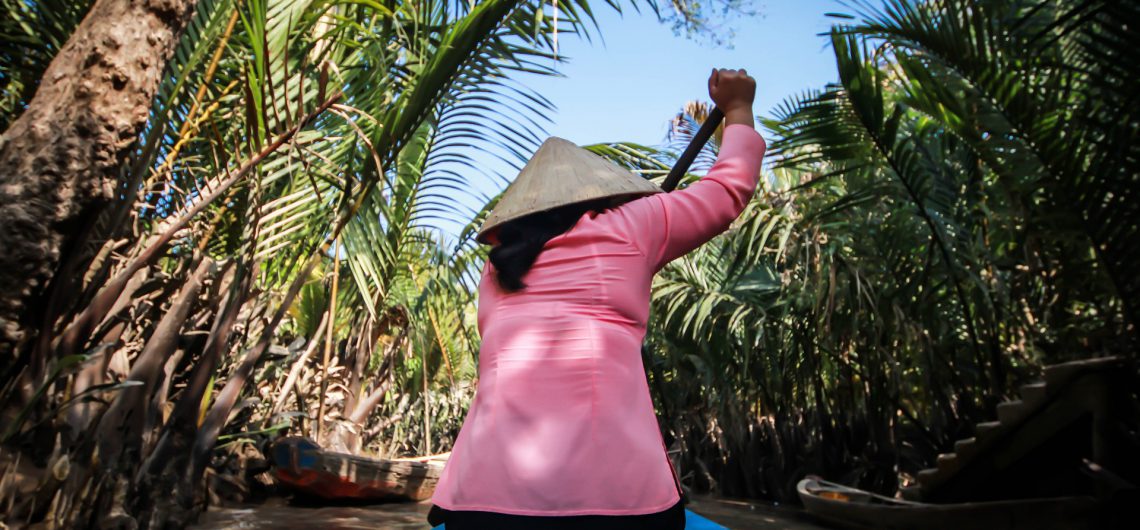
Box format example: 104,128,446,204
0,0,620,526
644,0,1137,502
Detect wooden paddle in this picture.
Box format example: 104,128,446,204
660,107,725,192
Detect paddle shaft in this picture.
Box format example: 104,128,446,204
660,107,725,192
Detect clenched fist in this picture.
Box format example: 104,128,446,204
709,68,756,127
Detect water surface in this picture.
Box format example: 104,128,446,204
191,496,825,530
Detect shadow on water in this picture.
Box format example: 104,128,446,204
190,495,827,530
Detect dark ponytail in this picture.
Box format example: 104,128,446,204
489,200,606,291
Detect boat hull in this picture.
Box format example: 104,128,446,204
797,478,1099,530
271,437,443,502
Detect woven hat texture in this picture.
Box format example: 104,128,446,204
477,137,661,243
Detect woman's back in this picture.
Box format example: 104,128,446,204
431,124,767,517
480,208,655,346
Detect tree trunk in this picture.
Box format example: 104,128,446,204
0,0,200,350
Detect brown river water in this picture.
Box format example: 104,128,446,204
190,496,827,530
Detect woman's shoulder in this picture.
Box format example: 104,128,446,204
589,195,665,238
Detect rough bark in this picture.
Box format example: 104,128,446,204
0,0,200,349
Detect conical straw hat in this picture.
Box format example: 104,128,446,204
477,137,662,244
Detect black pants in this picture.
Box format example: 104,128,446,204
427,501,686,530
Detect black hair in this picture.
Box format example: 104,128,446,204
489,200,608,291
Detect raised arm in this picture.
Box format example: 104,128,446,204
605,69,766,270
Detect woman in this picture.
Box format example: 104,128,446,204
429,68,765,529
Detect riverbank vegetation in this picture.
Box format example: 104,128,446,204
0,0,1135,528
649,0,1138,501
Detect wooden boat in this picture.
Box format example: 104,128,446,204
271,436,447,502
797,477,1100,530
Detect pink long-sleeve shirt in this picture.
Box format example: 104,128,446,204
431,124,767,516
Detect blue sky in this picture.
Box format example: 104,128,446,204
524,1,839,145
440,1,841,238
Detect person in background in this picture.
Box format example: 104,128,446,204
428,68,765,530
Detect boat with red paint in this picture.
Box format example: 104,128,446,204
271,436,446,502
